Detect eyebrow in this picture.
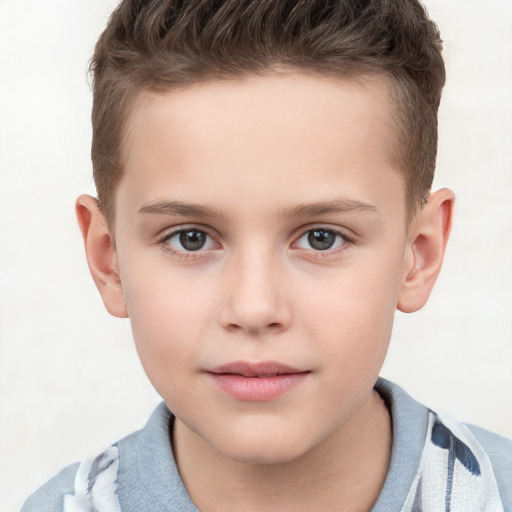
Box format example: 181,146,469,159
137,198,378,219
279,199,379,218
138,201,225,218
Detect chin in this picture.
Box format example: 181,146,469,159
209,424,317,466
220,444,308,466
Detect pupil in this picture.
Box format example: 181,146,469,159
308,230,335,250
180,230,206,251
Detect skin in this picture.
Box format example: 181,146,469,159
77,73,454,511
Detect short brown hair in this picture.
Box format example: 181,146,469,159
90,0,445,223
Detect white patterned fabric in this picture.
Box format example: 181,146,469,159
401,412,504,512
62,447,121,512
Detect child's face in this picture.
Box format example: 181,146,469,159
112,74,411,463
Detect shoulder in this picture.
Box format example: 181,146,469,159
420,412,512,511
22,445,123,512
21,443,126,512
20,403,196,512
465,422,512,507
21,462,79,512
374,378,512,511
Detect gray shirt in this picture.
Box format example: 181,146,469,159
21,378,512,511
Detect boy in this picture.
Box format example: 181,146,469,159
22,0,511,511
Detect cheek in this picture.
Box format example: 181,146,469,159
298,251,403,365
122,259,214,335
120,269,215,398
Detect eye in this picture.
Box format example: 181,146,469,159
295,228,347,252
164,228,217,253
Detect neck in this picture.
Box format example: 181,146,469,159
173,390,392,512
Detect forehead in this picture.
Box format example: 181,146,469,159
123,72,395,156
117,73,404,220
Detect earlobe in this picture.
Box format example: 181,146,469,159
397,188,455,313
76,194,128,318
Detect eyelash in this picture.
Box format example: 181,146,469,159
158,225,354,260
159,227,218,259
293,227,353,257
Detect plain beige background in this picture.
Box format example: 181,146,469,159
1,1,511,511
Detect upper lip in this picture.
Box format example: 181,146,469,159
208,361,308,377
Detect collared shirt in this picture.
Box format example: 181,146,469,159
21,379,512,512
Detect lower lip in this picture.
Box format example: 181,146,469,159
206,372,309,401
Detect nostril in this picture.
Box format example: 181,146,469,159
248,322,284,335
226,323,243,333
225,322,283,335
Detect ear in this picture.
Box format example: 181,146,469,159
76,194,128,318
397,188,455,313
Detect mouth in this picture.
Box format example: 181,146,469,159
209,361,307,377
205,361,310,401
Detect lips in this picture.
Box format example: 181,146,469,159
205,361,310,401
210,361,306,377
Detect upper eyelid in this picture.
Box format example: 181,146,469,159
159,224,216,240
157,227,216,251
298,226,343,235
295,225,354,241
295,229,348,246
159,227,220,256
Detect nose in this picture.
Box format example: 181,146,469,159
218,249,292,336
